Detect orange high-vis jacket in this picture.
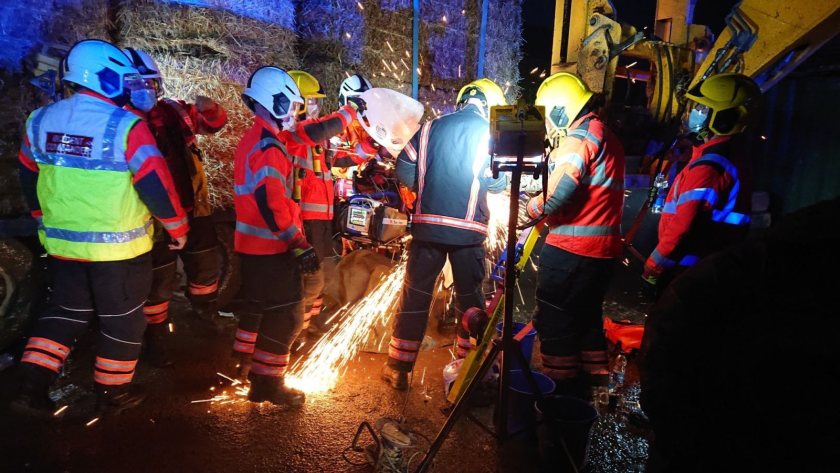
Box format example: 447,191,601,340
527,113,625,259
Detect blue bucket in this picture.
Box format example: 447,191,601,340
507,369,555,435
496,322,537,371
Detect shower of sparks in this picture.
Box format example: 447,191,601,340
53,405,68,416
485,191,512,262
356,1,364,10
192,373,250,406
286,256,409,394
86,417,99,427
386,40,394,52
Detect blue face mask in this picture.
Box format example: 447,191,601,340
686,105,710,133
130,88,157,112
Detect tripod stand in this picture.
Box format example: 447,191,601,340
415,105,548,473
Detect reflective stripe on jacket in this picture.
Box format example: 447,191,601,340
395,105,505,246
645,135,750,276
532,113,625,258
25,93,155,261
233,118,303,255
288,141,334,220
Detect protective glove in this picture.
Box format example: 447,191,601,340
640,274,660,301
517,194,543,230
346,96,367,113
294,247,321,275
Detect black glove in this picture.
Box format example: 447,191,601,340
346,96,367,113
295,247,321,275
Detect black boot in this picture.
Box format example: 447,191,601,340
247,374,305,407
9,364,56,418
230,351,252,380
192,301,225,334
144,323,174,368
380,363,410,391
95,383,147,416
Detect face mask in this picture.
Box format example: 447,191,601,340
685,105,710,133
306,98,320,119
130,87,157,112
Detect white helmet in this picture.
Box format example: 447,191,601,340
62,39,141,100
123,47,163,97
338,73,372,106
243,66,304,125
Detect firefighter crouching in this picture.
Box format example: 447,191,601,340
642,73,760,295
382,78,508,390
124,48,228,367
231,66,360,405
12,39,188,415
522,72,625,400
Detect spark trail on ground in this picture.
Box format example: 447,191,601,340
284,192,510,395
286,257,408,394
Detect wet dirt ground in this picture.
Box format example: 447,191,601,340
0,192,658,473
0,292,652,473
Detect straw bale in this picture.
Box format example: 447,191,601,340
482,0,523,103
117,0,299,209
117,0,298,72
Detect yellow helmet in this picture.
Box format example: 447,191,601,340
535,72,593,132
288,70,326,98
685,73,760,136
456,78,508,114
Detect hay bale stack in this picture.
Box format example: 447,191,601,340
0,0,111,217
299,0,523,118
117,0,299,209
483,0,524,102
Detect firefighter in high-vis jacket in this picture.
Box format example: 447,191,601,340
12,39,188,415
231,66,359,406
287,70,334,348
643,73,759,293
382,78,508,390
523,72,625,399
123,48,228,367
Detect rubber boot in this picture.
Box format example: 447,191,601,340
9,364,56,418
95,383,147,416
380,363,409,391
192,300,225,334
144,323,174,368
247,373,305,407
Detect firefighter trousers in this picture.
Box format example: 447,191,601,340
144,216,219,326
534,244,614,389
301,219,335,329
21,254,152,387
388,241,486,372
232,252,303,377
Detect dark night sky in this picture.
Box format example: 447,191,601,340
518,0,740,98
